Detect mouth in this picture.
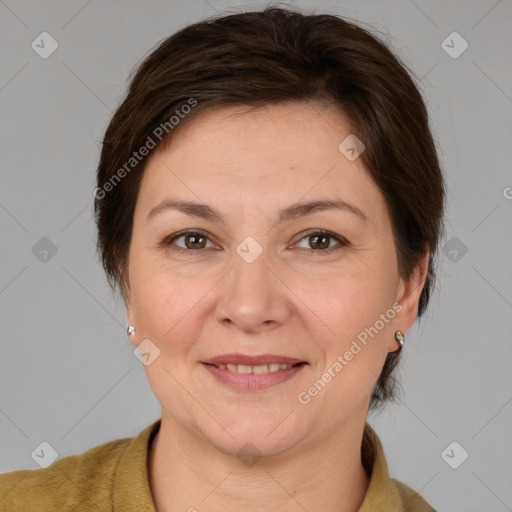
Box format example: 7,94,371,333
201,354,308,391
202,361,307,374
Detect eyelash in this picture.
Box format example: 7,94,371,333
162,229,349,255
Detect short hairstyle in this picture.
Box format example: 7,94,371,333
94,7,446,410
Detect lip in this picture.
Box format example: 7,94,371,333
203,353,305,366
202,362,307,391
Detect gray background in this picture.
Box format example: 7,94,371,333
1,1,511,510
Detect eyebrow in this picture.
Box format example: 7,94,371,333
146,198,368,224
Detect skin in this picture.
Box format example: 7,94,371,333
124,101,429,512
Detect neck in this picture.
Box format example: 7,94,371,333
148,413,370,512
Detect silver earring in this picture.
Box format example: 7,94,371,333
127,325,136,337
394,330,404,349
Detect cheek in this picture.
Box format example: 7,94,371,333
131,267,203,346
133,250,395,320
323,260,396,330
306,257,398,394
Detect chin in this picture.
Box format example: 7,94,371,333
198,414,309,460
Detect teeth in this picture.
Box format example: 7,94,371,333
253,364,268,374
216,363,295,373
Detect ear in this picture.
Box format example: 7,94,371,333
388,249,430,352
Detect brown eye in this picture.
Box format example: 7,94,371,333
165,231,214,251
295,230,348,253
183,233,207,249
164,229,347,255
309,233,330,250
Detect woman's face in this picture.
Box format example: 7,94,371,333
126,101,425,456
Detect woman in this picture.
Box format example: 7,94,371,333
0,7,444,511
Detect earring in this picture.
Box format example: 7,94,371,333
394,330,404,349
127,325,136,337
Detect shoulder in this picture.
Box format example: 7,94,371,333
0,436,132,511
389,477,438,512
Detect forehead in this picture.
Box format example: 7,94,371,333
136,102,386,227
161,101,356,165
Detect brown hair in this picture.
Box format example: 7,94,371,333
94,7,445,410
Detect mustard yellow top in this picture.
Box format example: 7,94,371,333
0,419,436,511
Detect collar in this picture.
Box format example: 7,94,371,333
113,419,159,512
358,422,407,510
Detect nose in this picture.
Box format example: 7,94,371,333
215,245,292,333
